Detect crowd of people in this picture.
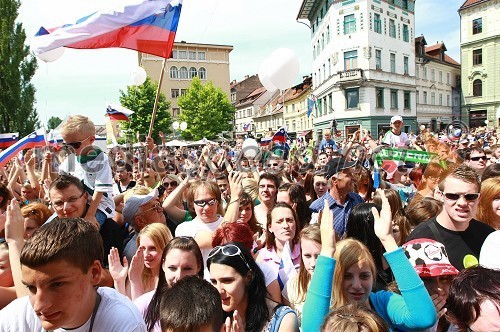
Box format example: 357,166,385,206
0,114,499,331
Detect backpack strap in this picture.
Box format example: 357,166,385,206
427,220,445,244
268,306,296,332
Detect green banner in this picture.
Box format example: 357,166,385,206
374,148,437,165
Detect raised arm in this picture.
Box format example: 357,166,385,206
222,172,243,224
5,199,28,297
162,176,189,223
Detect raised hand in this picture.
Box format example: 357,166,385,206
223,309,243,332
320,199,336,258
371,189,398,252
108,247,128,283
431,289,447,318
228,171,243,201
128,247,145,283
5,198,25,244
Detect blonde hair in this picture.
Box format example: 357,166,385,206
136,223,173,288
295,224,321,303
332,239,377,309
476,177,500,228
242,178,258,201
60,115,95,137
321,303,389,332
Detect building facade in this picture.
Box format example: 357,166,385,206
283,77,314,141
459,0,500,128
298,0,417,141
415,36,461,131
139,41,233,117
234,87,269,137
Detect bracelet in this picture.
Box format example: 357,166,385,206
227,200,239,206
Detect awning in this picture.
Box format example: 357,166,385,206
300,130,311,136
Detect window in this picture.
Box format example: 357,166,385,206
328,58,331,77
326,26,330,43
431,92,435,105
389,19,396,38
198,52,206,60
188,51,196,60
416,91,419,103
376,50,382,70
179,67,188,79
321,33,325,49
376,88,384,108
323,64,326,81
447,73,450,85
317,41,320,57
404,91,411,109
431,69,435,81
423,91,428,104
189,67,197,78
403,24,409,42
423,67,427,79
416,65,419,78
390,90,398,109
473,79,482,96
390,53,396,73
403,56,409,75
374,14,382,33
181,89,187,96
346,88,359,109
439,93,443,106
447,95,450,106
344,50,358,70
169,66,178,79
178,51,187,59
198,67,206,79
313,46,316,59
473,18,482,34
344,14,356,34
473,49,482,65
171,89,180,98
439,71,443,83
402,0,408,10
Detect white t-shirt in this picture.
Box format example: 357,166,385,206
59,150,116,218
382,130,410,147
134,291,160,332
175,215,223,279
0,287,146,332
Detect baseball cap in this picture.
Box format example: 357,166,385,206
402,238,459,277
479,231,500,269
122,189,158,223
390,115,403,124
324,157,357,179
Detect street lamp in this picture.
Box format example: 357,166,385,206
172,121,187,138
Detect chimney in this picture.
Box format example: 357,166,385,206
244,75,249,79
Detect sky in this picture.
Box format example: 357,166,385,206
16,0,465,127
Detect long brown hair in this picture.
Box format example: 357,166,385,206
296,224,321,302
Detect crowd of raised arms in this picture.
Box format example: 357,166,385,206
0,114,499,332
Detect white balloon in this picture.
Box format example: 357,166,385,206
180,121,187,131
267,48,300,90
241,138,259,158
131,66,147,85
258,58,277,92
37,47,65,63
172,121,180,130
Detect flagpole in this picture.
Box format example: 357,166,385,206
148,58,167,138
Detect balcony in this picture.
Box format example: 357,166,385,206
337,68,364,88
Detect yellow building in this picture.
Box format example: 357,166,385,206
459,0,500,128
283,77,314,140
139,41,233,117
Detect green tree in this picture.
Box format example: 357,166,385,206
0,0,39,136
47,116,63,130
178,77,234,140
119,77,172,143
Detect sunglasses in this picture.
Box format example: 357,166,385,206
470,156,488,161
162,181,178,188
267,163,279,167
140,202,163,214
193,198,217,207
63,135,91,149
443,193,480,201
208,244,251,270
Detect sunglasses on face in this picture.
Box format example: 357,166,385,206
267,163,279,167
63,135,91,149
470,155,488,161
193,198,217,207
208,244,251,270
162,181,178,188
443,193,480,201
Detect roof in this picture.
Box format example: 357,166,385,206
424,43,460,66
426,43,447,53
459,0,490,10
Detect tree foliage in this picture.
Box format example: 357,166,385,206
119,77,173,143
47,116,63,130
0,0,39,136
177,77,234,140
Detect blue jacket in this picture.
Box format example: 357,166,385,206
302,248,436,331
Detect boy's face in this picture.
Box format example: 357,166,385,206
62,132,94,156
22,259,101,330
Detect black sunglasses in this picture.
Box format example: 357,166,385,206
63,135,91,149
193,198,217,207
470,156,488,161
443,193,480,201
163,181,178,187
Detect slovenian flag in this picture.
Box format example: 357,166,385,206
272,127,287,143
106,104,134,121
259,137,272,146
0,129,46,168
0,133,19,149
32,0,182,59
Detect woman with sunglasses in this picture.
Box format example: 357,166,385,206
174,179,226,277
255,202,301,290
208,242,299,332
302,192,437,331
134,236,203,332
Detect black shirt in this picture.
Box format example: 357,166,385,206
406,217,494,270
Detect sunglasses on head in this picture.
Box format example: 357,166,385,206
470,155,488,161
193,198,217,207
63,135,91,149
208,244,251,270
443,193,480,201
162,181,178,187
